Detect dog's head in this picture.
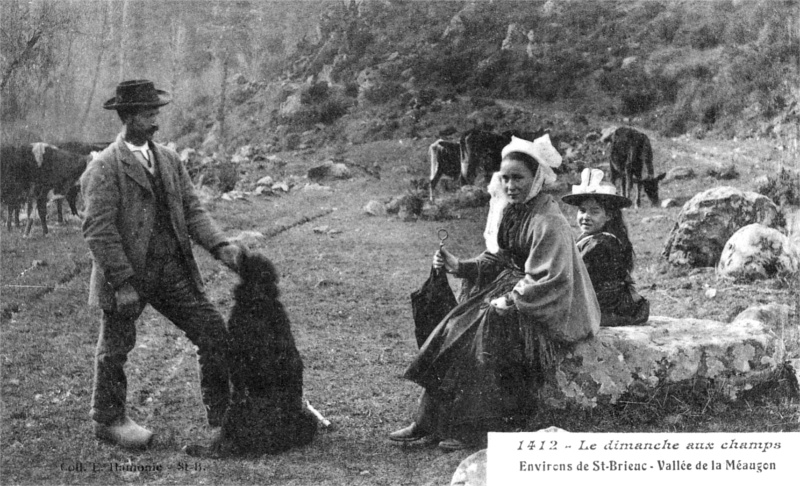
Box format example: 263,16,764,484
237,249,280,299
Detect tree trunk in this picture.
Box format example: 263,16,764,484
0,31,41,91
216,55,229,144
119,0,130,80
79,1,110,136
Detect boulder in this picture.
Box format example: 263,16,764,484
539,304,795,409
385,194,423,215
786,206,800,252
256,176,274,187
500,23,527,54
666,166,695,181
621,56,638,69
363,200,387,216
307,161,352,180
716,223,799,281
662,186,779,267
451,449,486,486
660,198,679,208
279,93,303,117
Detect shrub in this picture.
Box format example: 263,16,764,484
360,81,405,105
651,11,683,43
317,98,349,124
688,24,723,49
659,111,690,137
756,168,800,207
215,161,239,193
599,68,668,115
300,82,330,104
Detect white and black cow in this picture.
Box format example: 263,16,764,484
428,139,462,201
459,129,550,186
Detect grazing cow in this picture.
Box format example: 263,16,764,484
22,143,90,236
459,129,550,185
606,127,666,208
428,139,462,201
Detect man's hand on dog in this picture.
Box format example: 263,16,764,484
217,243,243,273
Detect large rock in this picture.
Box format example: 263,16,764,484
540,304,795,408
662,186,779,267
786,206,800,252
307,161,352,180
450,449,486,486
717,223,799,281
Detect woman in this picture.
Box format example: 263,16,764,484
389,136,600,451
562,168,649,327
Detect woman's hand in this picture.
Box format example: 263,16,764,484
490,294,514,316
433,246,459,273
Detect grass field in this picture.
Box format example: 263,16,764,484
1,128,798,485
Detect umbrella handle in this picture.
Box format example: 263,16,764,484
437,228,449,249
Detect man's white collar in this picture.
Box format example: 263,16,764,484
124,140,149,153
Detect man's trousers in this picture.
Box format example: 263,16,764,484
90,256,229,427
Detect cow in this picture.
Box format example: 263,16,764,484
53,141,109,219
458,130,510,186
2,143,89,236
459,129,550,186
604,127,666,209
428,139,462,201
0,145,33,231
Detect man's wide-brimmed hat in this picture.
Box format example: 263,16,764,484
103,80,171,110
562,168,632,209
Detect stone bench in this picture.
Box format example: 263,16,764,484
450,304,798,486
539,304,798,409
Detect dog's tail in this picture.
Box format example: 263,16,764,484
305,400,331,428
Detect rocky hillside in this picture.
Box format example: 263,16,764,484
183,0,799,154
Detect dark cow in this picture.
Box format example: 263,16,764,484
428,139,462,201
459,130,510,186
21,143,90,236
54,141,109,218
459,129,550,185
1,145,33,231
605,127,666,208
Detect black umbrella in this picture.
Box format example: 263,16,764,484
410,229,457,348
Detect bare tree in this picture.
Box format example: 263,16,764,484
0,1,71,124
78,1,111,136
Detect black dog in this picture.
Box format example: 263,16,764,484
187,250,317,457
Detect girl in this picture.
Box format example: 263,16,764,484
562,168,650,327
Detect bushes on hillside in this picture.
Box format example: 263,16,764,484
598,68,677,115
757,169,800,208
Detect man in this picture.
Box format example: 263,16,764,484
81,80,241,449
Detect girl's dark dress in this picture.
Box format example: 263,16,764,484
403,193,600,444
576,232,649,327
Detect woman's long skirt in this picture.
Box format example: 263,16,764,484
404,269,540,443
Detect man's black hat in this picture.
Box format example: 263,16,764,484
103,79,171,110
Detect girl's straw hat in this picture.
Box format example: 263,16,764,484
561,168,632,209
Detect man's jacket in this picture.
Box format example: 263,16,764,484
81,134,227,310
